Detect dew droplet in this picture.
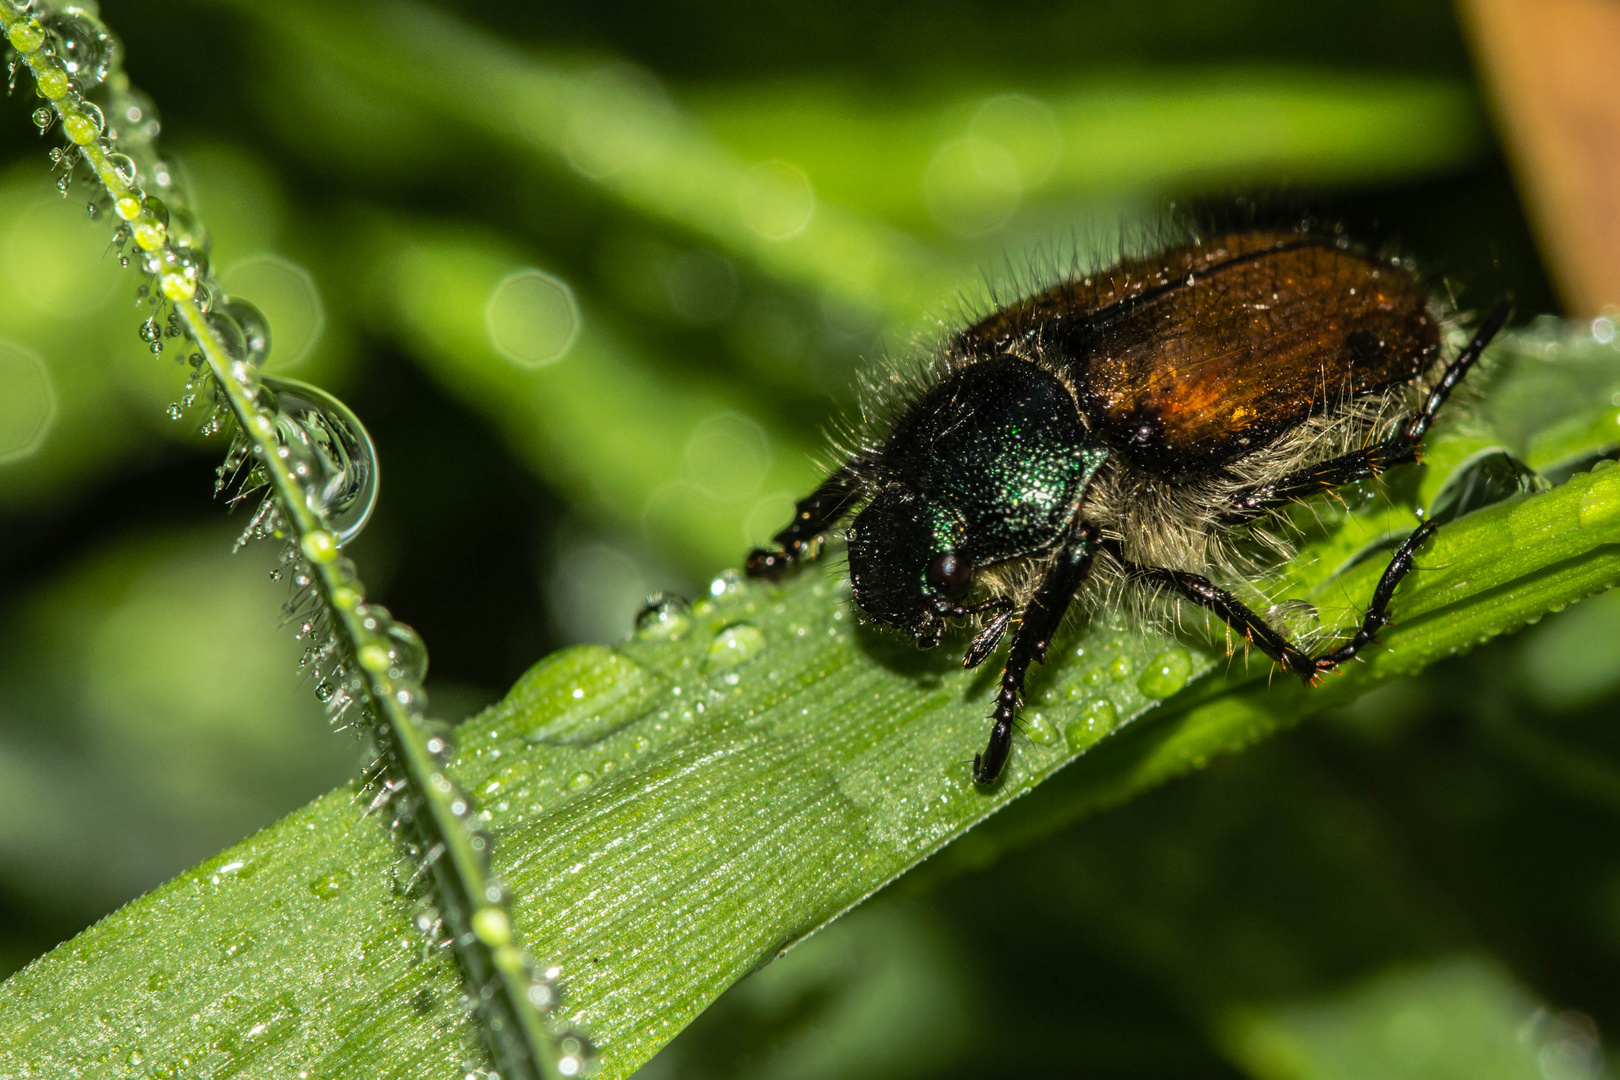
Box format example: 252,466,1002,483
1024,711,1060,746
307,869,349,900
709,569,743,597
105,152,136,187
41,7,120,88
1108,655,1133,681
132,195,169,250
470,906,512,947
61,100,103,145
1136,648,1193,699
634,593,692,640
706,622,766,670
7,17,46,54
1064,698,1119,745
387,623,429,684
30,106,53,133
221,297,270,367
261,377,379,545
421,722,455,767
569,771,594,790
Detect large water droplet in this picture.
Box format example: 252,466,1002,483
387,622,429,684
261,377,379,545
706,622,766,670
105,152,136,186
1136,648,1193,699
634,593,692,640
205,308,247,362
221,297,270,367
41,8,120,88
220,255,326,370
1428,447,1545,523
61,100,103,145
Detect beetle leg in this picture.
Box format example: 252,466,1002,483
745,465,865,579
1310,519,1437,667
1222,301,1512,523
1399,300,1512,448
963,606,1015,670
1107,520,1438,682
973,519,1099,785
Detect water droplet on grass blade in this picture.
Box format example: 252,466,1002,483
61,100,103,144
387,623,429,684
261,377,379,545
1064,698,1119,745
1024,712,1060,746
706,622,766,670
106,152,136,186
307,870,349,900
635,593,692,640
221,297,270,367
42,7,120,88
1137,649,1193,698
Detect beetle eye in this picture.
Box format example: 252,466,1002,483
926,550,974,600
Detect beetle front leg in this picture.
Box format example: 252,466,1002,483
745,465,865,579
974,519,1099,785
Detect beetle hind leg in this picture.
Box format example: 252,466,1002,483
1107,519,1437,683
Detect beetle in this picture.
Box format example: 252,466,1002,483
745,228,1510,785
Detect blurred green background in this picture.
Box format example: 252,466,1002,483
4,0,1619,1076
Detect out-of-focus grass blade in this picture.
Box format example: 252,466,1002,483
223,0,955,327
693,73,1484,236
353,215,825,573
222,0,1484,324
1220,956,1554,1080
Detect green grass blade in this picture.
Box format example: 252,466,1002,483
6,444,1620,1077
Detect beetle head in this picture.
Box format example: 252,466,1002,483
846,486,976,647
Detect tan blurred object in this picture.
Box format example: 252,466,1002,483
1460,0,1620,315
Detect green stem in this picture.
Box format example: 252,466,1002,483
0,4,579,1076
